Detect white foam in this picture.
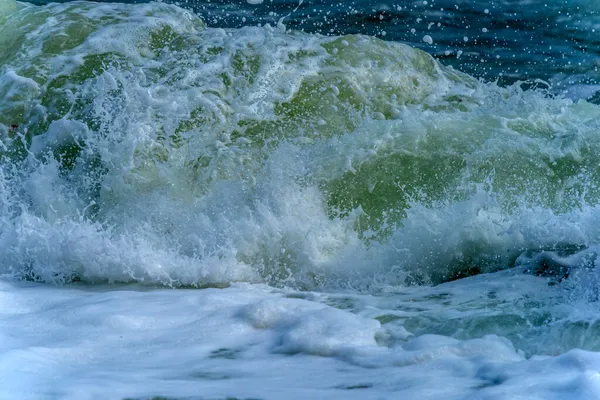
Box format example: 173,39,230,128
3,281,600,399
1,1,600,289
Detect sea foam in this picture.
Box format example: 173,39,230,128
1,1,600,290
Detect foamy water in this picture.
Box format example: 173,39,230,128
2,1,600,398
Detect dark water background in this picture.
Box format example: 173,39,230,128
27,0,600,99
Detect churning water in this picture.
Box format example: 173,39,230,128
2,0,600,398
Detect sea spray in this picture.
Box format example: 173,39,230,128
1,1,600,288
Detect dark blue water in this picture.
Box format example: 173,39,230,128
191,0,600,90
114,0,600,98
28,0,600,98
37,0,600,101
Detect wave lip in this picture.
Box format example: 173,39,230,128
1,1,600,288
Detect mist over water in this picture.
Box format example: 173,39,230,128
3,0,600,398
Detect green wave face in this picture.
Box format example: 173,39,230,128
1,1,600,287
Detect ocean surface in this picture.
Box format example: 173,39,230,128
2,0,600,398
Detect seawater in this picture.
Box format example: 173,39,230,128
2,0,600,399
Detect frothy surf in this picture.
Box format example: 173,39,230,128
2,1,600,289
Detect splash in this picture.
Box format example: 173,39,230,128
1,1,600,288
